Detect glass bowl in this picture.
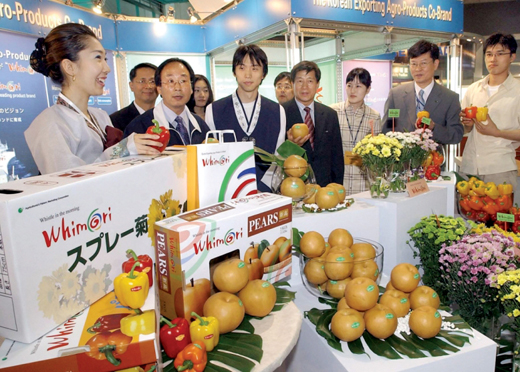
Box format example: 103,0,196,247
299,237,384,299
271,163,317,206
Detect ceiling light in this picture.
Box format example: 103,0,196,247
167,6,175,19
92,0,104,14
187,7,198,23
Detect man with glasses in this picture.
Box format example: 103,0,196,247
460,33,520,189
110,63,158,131
124,58,210,146
382,40,463,145
274,72,294,104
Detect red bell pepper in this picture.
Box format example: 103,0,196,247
475,211,490,223
87,313,130,334
459,196,471,212
463,209,476,220
496,195,513,213
464,106,478,119
160,316,191,359
482,200,499,215
146,119,170,152
512,220,520,234
431,151,444,166
468,195,483,211
122,249,153,287
424,165,441,180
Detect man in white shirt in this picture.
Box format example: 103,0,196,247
110,63,158,131
460,33,520,188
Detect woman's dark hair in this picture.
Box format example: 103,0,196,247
346,68,372,88
484,33,517,54
232,44,268,79
30,23,97,84
187,74,214,113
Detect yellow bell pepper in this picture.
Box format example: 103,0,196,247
476,107,488,122
456,181,470,196
485,182,500,199
498,182,513,196
422,152,433,168
120,309,155,337
114,261,150,309
115,367,144,372
190,312,219,352
472,180,487,196
468,176,479,189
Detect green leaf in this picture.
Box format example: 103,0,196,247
318,296,339,308
205,362,233,372
347,337,369,356
402,332,448,356
277,140,307,160
385,335,427,358
275,286,296,305
316,309,343,352
234,316,255,334
162,361,176,372
362,332,402,359
257,239,270,259
272,304,284,312
437,330,472,346
426,336,460,353
207,350,256,372
223,332,263,349
304,308,325,326
216,337,264,362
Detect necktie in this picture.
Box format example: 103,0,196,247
416,89,425,115
304,107,315,150
175,116,190,145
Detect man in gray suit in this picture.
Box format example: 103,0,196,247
382,40,463,145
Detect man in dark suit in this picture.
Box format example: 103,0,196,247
283,61,344,187
110,63,158,132
124,58,210,146
382,40,463,145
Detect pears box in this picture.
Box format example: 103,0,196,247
154,193,293,321
0,153,187,343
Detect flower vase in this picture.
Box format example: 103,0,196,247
479,316,501,341
390,162,407,193
365,165,393,199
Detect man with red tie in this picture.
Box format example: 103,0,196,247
284,61,344,187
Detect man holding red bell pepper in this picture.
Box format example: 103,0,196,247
123,58,211,146
460,33,520,192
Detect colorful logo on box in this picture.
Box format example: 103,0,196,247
0,81,21,92
219,149,257,201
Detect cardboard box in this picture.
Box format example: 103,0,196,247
0,153,187,343
0,289,158,372
154,193,293,321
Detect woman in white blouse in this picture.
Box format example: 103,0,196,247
25,23,162,174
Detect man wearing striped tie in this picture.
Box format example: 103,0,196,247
382,40,463,145
283,61,344,187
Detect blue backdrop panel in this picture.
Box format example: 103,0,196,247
0,32,50,178
0,0,117,50
116,21,206,53
205,0,291,52
290,0,463,34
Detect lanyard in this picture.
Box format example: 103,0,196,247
237,93,258,133
345,104,366,146
232,90,261,136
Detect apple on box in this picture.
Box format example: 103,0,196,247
154,193,293,322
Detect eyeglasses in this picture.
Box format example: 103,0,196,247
135,79,156,86
276,84,292,91
161,78,190,87
485,52,511,59
409,61,433,69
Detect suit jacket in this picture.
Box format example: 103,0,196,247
282,99,344,187
110,102,140,132
382,82,463,145
123,106,210,146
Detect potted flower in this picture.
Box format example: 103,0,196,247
407,214,474,301
496,269,520,370
352,133,402,198
439,231,519,338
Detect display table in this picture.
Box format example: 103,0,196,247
293,186,451,276
430,172,457,217
284,264,497,372
355,186,448,274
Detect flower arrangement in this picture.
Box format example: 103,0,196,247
385,129,437,168
353,133,403,171
407,215,475,301
353,134,403,198
439,231,519,335
496,269,520,368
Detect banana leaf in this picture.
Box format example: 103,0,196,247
208,350,256,372
385,334,427,358
215,336,263,362
363,332,402,359
347,337,368,356
205,363,233,372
